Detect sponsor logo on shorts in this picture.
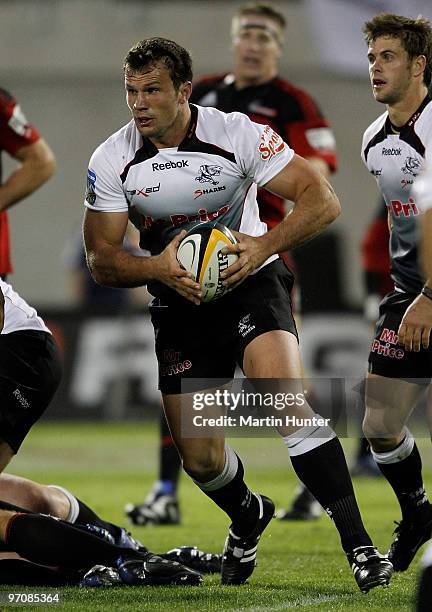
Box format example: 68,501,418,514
12,388,30,409
371,328,404,359
238,314,256,338
161,349,192,377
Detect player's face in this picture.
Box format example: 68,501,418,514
125,63,191,147
367,36,415,106
232,16,282,87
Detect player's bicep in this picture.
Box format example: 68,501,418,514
263,154,322,202
83,209,129,255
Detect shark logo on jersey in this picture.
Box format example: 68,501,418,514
401,156,421,176
85,169,97,205
195,165,223,185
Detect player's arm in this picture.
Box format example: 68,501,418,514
83,209,201,304
398,164,432,352
222,154,340,286
0,139,56,212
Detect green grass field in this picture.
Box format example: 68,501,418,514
2,421,430,611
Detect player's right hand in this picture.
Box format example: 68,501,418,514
398,293,432,351
153,231,202,305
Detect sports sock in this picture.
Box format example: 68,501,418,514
159,414,181,488
371,432,431,522
194,446,259,536
285,422,372,552
5,513,142,568
48,485,122,540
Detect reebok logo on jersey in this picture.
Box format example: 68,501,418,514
382,147,401,156
152,160,189,171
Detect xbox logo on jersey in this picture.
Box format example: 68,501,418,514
177,222,238,302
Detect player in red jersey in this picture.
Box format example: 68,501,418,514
0,87,55,278
124,2,339,527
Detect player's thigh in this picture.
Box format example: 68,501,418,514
150,299,237,395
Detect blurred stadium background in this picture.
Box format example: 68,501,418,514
1,2,432,607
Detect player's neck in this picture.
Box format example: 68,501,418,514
150,105,192,149
387,84,429,127
234,71,276,91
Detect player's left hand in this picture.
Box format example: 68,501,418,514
219,232,271,287
398,294,432,351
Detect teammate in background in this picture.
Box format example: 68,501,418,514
84,36,392,591
126,1,336,527
0,277,62,472
0,473,217,586
0,87,55,279
414,161,432,611
361,13,432,572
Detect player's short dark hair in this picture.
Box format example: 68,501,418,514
363,13,432,87
234,2,286,30
124,38,193,89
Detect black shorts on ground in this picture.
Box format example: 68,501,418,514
0,331,62,452
150,259,297,394
368,290,432,382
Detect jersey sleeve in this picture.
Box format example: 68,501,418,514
0,88,40,155
84,140,128,212
227,112,294,186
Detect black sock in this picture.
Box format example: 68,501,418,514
198,454,259,536
376,442,431,522
160,415,181,485
290,437,372,552
5,513,142,569
357,437,371,460
75,498,122,541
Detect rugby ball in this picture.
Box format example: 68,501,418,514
177,222,238,302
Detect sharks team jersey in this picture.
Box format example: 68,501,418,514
361,94,432,294
0,278,50,335
84,104,293,262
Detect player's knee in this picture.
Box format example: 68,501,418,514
182,449,224,481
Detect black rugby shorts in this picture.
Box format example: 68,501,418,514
368,290,432,382
0,330,62,452
150,259,298,395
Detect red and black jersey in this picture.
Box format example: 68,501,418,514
0,87,40,275
361,199,392,297
190,74,337,231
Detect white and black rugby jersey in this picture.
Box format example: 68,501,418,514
0,279,50,335
84,104,293,263
361,94,432,294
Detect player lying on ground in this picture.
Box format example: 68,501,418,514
0,473,220,586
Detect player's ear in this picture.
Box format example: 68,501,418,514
413,54,426,79
179,81,192,104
